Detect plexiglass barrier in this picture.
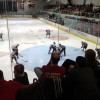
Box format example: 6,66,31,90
40,11,100,44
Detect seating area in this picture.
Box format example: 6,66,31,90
40,3,100,38
44,3,100,19
40,10,100,37
0,1,100,100
0,49,100,100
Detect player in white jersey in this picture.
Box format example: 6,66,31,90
12,44,19,59
11,51,18,64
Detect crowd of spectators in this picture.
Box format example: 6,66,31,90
44,3,100,18
41,3,100,37
0,48,100,100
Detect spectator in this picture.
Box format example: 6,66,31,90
13,64,29,85
0,70,4,80
16,80,44,100
42,52,66,78
85,49,100,71
61,59,76,77
85,49,100,89
72,56,100,100
0,70,23,100
34,52,66,79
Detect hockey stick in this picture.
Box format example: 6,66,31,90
22,60,28,62
18,53,23,57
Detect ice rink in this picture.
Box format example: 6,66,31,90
0,18,99,83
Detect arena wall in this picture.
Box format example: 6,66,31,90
39,17,100,45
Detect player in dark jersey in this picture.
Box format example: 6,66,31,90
46,29,50,38
95,48,100,59
48,42,56,54
59,44,66,56
81,41,88,51
12,44,22,59
0,33,3,41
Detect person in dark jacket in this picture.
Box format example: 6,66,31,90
61,59,76,77
85,49,100,89
72,56,100,100
13,64,29,85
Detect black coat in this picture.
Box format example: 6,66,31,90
13,72,29,85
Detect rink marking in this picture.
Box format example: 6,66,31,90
0,52,9,57
21,42,37,44
41,41,46,43
50,35,69,40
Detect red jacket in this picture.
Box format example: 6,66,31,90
42,65,66,78
0,80,23,100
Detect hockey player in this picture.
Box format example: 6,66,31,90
81,41,88,51
0,33,3,41
83,42,88,51
48,42,56,54
59,44,66,56
46,29,51,38
12,44,20,59
95,48,100,59
11,51,18,64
